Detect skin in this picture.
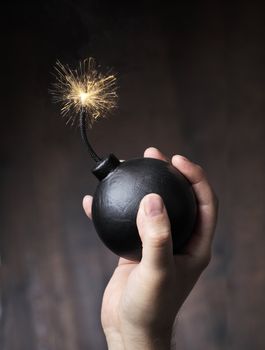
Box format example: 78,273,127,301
83,147,218,350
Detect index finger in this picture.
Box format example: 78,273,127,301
144,147,169,162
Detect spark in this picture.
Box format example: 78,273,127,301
51,58,117,126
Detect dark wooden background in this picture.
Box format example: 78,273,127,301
1,1,265,349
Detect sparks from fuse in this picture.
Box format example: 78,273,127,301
52,58,117,126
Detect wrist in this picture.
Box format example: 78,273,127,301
121,326,172,350
124,336,171,350
104,327,172,350
104,329,124,350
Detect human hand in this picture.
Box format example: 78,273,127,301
83,147,218,350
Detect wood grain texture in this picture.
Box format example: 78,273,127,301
1,1,265,349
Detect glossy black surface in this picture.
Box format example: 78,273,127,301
92,157,197,260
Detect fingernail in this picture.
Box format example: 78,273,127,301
144,194,164,217
83,195,92,206
174,154,188,161
83,195,91,202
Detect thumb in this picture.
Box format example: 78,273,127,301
136,193,173,271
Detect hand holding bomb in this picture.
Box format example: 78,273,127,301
52,58,197,260
92,154,197,260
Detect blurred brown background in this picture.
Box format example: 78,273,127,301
0,1,265,349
